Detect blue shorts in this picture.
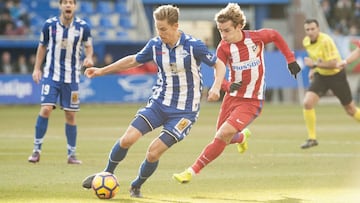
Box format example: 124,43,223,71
131,100,199,145
40,78,80,111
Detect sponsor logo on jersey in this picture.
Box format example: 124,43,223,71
232,57,261,71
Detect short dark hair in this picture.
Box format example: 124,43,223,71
304,19,319,26
59,0,77,4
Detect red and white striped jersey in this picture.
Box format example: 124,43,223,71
217,29,295,100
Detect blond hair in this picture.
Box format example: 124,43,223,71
214,3,246,29
153,5,179,25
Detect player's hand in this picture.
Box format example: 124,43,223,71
336,60,347,69
229,81,242,93
207,87,220,102
32,69,42,84
308,69,314,81
287,61,301,79
84,67,101,78
303,57,313,67
83,57,94,68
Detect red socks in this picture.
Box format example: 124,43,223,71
191,138,226,174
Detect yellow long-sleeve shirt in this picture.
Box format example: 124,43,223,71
303,32,341,76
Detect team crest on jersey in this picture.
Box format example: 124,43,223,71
175,118,191,133
61,39,68,49
170,63,178,74
252,44,260,55
251,45,257,52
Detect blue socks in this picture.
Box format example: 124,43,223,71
34,116,48,151
131,159,159,188
104,140,159,188
65,123,77,156
104,140,128,173
34,116,78,156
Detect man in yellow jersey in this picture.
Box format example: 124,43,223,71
301,19,360,149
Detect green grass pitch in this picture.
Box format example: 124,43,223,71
1,102,359,203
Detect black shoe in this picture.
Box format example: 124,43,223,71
129,186,142,198
82,174,96,189
301,139,318,149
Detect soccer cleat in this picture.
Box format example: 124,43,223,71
67,155,82,164
28,151,40,163
301,139,318,149
172,169,192,184
82,174,96,189
237,128,251,153
129,186,142,198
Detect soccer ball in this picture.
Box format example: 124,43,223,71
92,172,120,199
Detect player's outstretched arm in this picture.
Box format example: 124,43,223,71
85,55,142,78
337,47,360,68
84,67,101,78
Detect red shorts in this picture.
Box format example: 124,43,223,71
217,95,263,131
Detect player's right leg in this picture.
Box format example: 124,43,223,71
28,105,54,163
301,84,321,149
82,110,154,189
28,80,58,163
82,136,133,189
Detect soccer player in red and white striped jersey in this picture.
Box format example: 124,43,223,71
173,3,301,183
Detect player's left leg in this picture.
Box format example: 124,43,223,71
329,70,360,122
130,109,198,197
130,135,169,198
62,83,81,164
229,99,262,153
130,111,196,197
174,121,238,185
173,126,233,184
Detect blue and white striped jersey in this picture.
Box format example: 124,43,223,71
40,16,92,84
136,32,217,112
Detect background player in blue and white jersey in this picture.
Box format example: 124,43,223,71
28,0,94,164
81,5,226,198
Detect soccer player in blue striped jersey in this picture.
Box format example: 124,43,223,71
28,0,94,164
81,5,226,198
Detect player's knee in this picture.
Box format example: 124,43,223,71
65,112,76,123
40,106,53,117
146,150,160,162
303,100,314,109
119,136,136,148
215,131,235,143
